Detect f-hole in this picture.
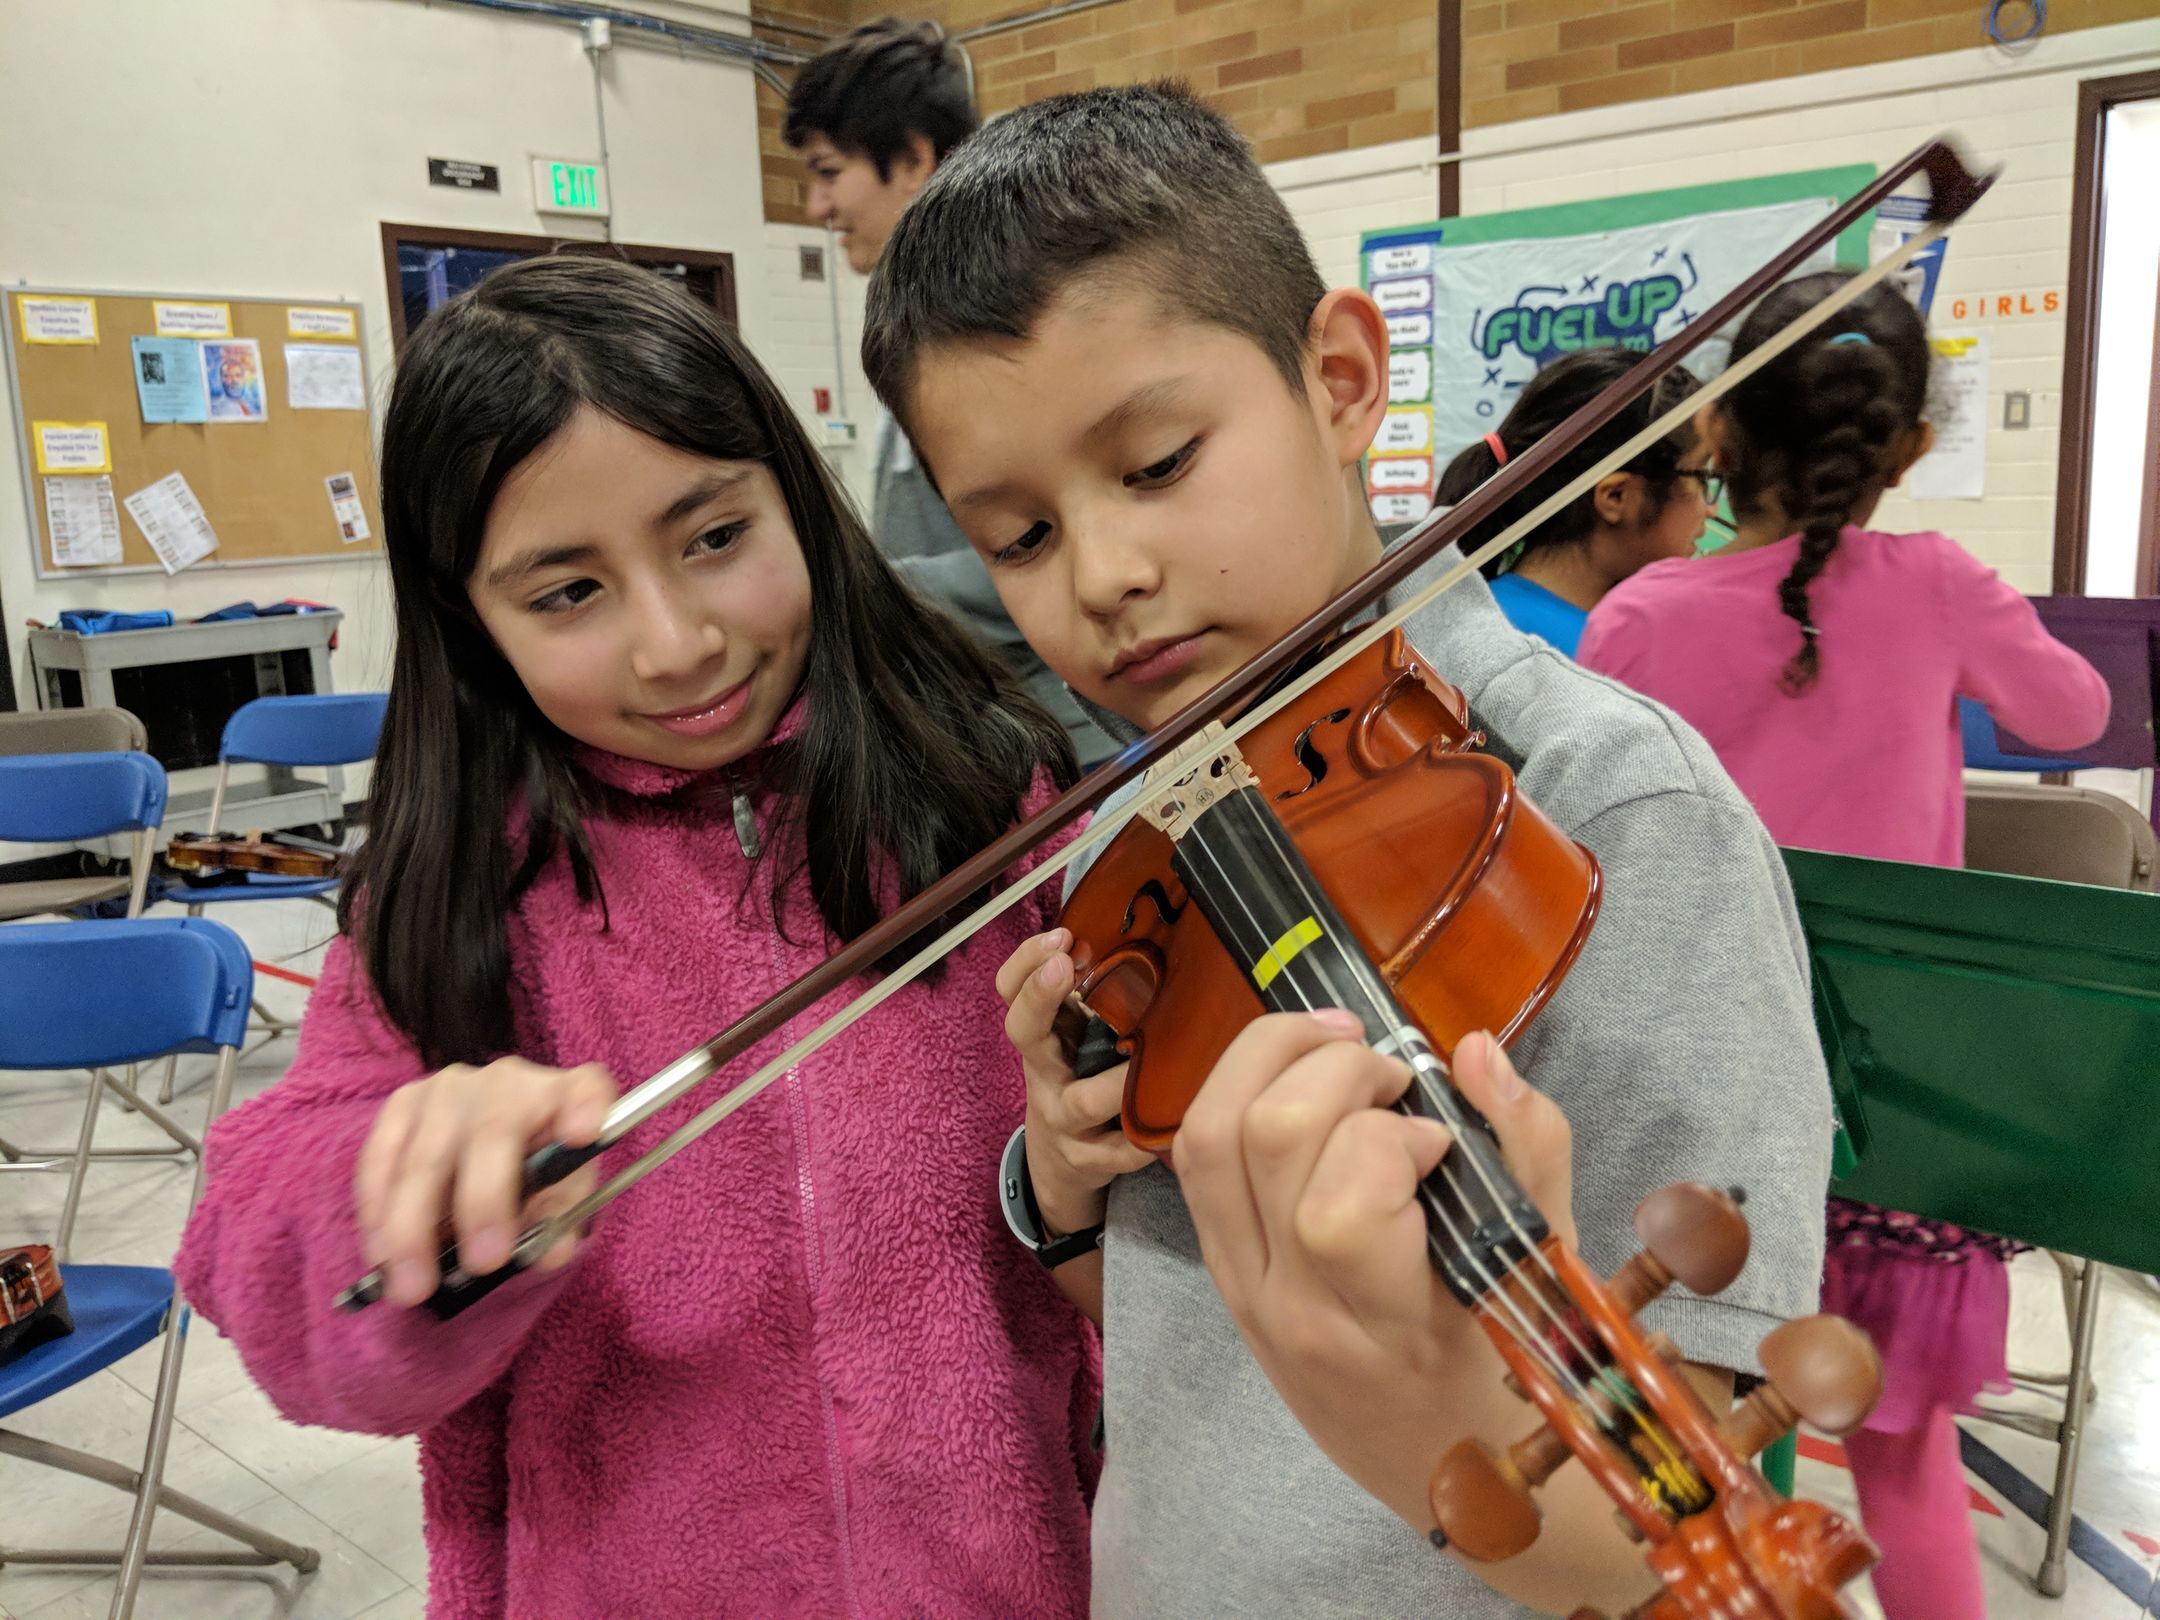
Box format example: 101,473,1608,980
1121,879,1187,934
1277,707,1353,799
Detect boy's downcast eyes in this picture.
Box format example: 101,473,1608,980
994,521,1051,567
987,440,1201,567
1126,439,1200,489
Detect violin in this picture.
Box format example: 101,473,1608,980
0,1246,73,1366
1060,632,1884,1617
332,134,1994,1620
165,831,344,880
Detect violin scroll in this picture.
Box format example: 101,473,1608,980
1429,1182,1883,1619
1427,1181,1754,1560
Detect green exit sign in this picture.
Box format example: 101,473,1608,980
532,157,609,217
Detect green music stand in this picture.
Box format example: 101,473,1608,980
1788,848,2160,1597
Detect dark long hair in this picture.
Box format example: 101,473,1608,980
1433,348,1701,580
1721,271,1931,691
345,256,1075,1068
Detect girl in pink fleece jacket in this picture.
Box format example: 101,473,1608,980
175,258,1097,1619
1578,271,2109,1620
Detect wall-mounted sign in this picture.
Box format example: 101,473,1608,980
429,158,501,192
532,157,609,217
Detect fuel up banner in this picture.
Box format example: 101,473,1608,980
1361,167,1874,528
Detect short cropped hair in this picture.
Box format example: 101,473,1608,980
863,82,1328,427
783,18,979,175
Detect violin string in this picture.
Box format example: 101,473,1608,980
1174,808,1703,1507
456,220,1956,1297
1171,816,1609,1419
1206,797,1613,1382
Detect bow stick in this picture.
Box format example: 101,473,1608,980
338,137,1992,1317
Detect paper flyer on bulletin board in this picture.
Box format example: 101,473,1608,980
1359,165,1876,528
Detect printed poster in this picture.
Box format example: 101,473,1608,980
1905,332,1987,502
287,306,358,340
1869,194,1949,317
201,338,268,421
153,300,233,338
18,296,97,344
326,471,372,542
132,337,209,423
286,343,367,410
33,422,111,474
44,475,124,566
123,471,221,573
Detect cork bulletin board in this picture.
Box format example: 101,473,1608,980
5,286,385,578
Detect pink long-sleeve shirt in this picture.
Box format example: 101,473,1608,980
175,744,1096,1619
1577,528,2110,866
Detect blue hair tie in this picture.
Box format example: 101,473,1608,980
1828,332,1872,346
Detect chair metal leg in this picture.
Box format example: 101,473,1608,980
2036,1260,2104,1599
56,1053,107,1261
98,1073,202,1155
109,1047,268,1616
0,1430,319,1573
107,1298,187,1615
156,1053,178,1108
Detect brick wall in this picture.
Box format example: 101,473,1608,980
753,0,1440,221
756,0,852,227
1464,0,2159,127
755,0,2154,225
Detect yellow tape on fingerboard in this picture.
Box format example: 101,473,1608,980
1251,917,1323,992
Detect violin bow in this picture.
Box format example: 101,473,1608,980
338,137,1993,1317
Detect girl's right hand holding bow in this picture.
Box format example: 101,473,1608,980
354,1059,619,1308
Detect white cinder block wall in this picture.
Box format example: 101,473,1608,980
756,223,881,520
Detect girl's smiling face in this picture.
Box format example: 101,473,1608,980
467,406,813,772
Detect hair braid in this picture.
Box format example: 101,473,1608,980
1724,272,1933,693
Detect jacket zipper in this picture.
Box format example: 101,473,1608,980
766,928,860,1613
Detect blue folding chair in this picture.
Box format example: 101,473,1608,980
155,693,386,1101
0,754,200,1256
0,920,318,1616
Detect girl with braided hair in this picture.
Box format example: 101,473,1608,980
1578,270,2109,1620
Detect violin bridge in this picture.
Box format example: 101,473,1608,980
1135,724,1259,843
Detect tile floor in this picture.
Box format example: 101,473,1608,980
3,902,2157,1617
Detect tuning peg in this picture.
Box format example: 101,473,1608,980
1609,1184,1751,1315
1428,1421,1573,1562
1720,1314,1883,1461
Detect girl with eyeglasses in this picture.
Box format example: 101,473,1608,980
1432,346,1715,657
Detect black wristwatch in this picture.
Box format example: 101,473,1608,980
1000,1126,1106,1270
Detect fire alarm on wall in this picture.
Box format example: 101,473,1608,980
813,387,832,413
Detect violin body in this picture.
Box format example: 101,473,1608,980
165,831,343,880
1062,631,1601,1149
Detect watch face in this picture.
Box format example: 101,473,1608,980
1000,1125,1043,1250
